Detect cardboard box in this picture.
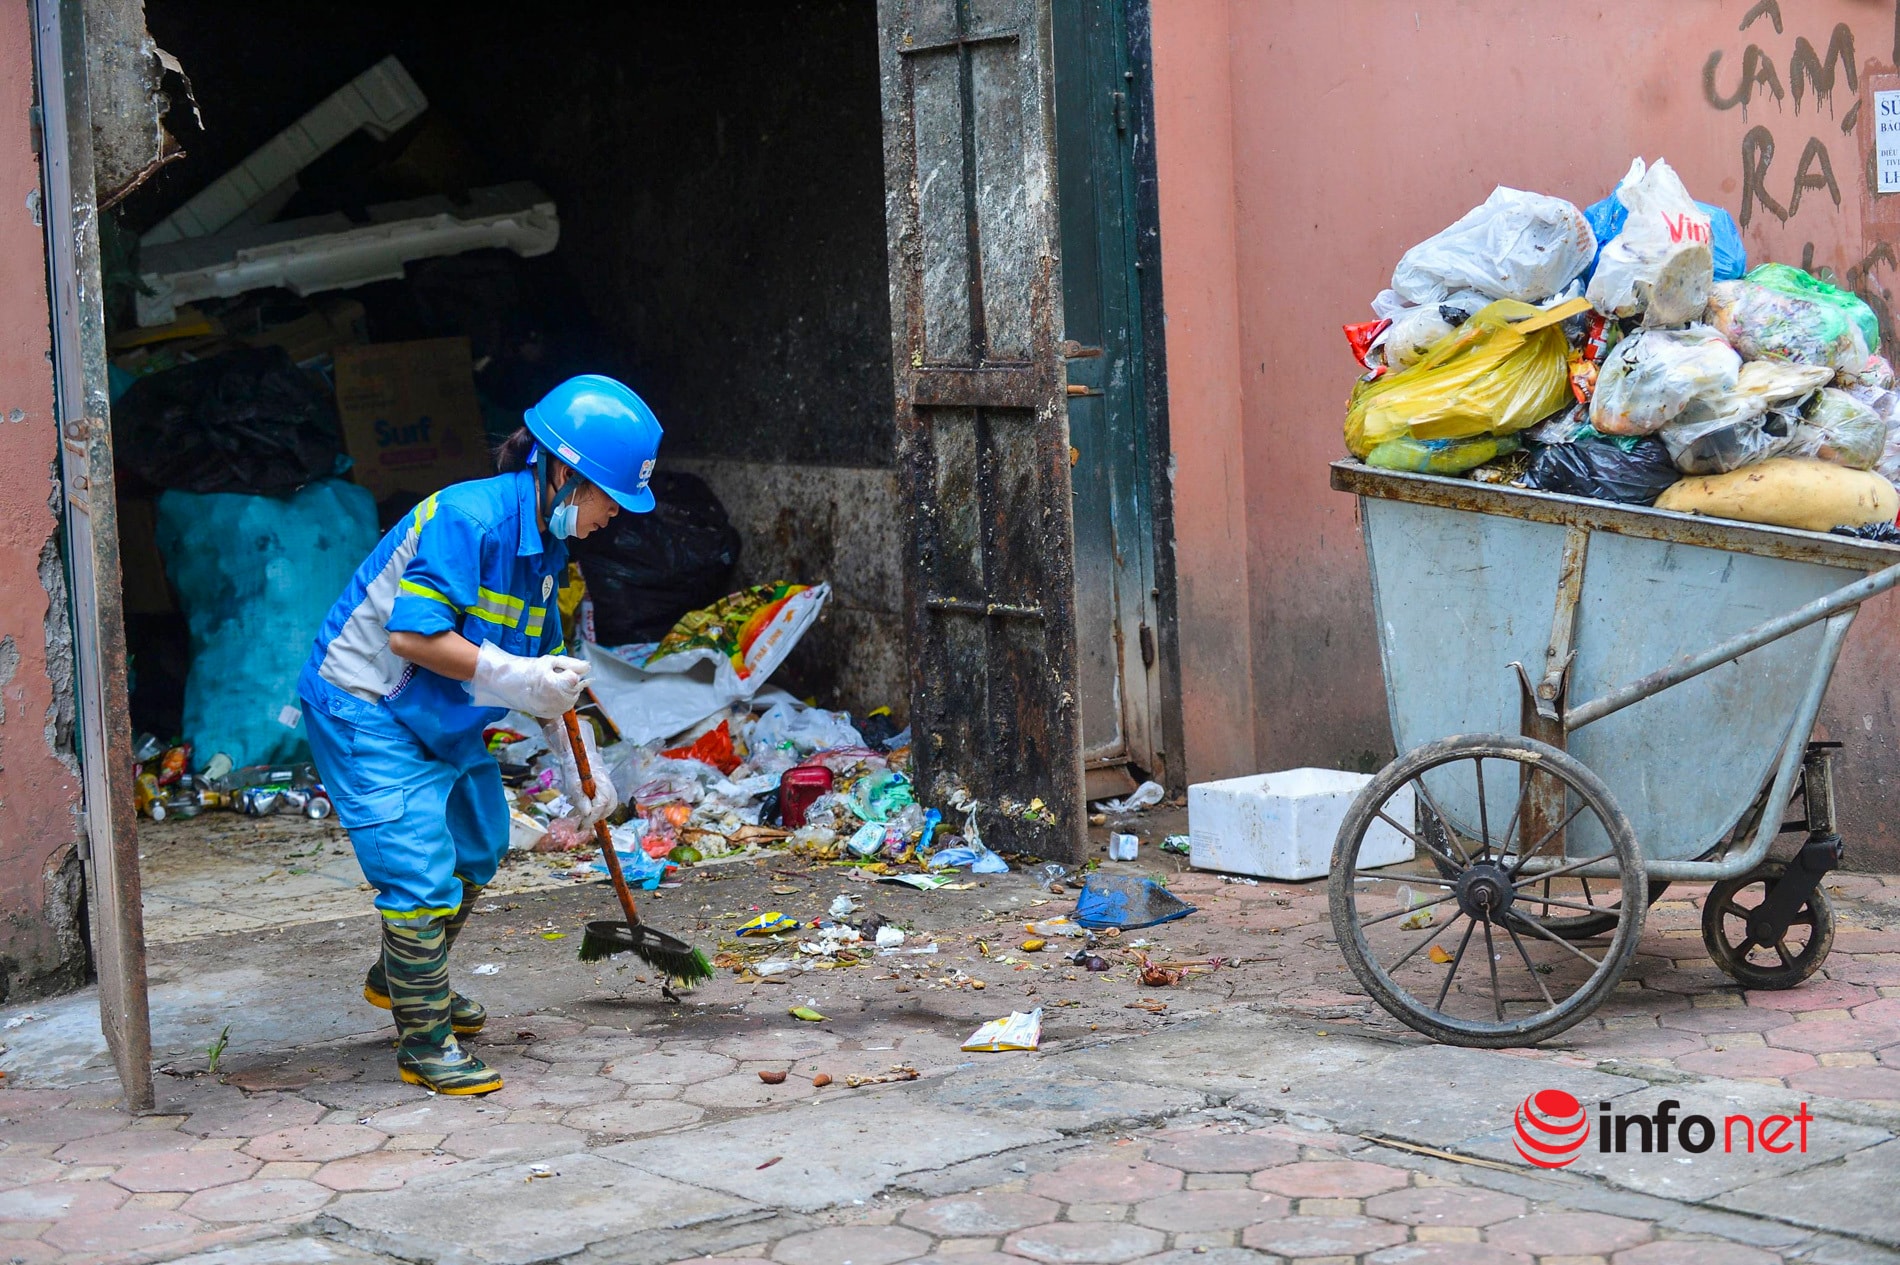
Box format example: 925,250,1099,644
333,337,493,506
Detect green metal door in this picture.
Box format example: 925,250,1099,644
1052,0,1161,789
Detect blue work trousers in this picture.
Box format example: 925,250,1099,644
301,669,509,921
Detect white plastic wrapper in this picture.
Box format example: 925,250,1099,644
962,1008,1043,1053
1390,187,1596,306
1586,157,1713,327
580,583,827,746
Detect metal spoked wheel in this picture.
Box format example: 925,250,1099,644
1426,812,1668,941
1702,861,1835,990
1330,733,1648,1047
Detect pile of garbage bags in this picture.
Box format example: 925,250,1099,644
1343,158,1900,534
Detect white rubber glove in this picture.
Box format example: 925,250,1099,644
539,717,619,829
467,641,590,718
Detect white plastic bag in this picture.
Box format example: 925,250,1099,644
1586,158,1713,327
1375,290,1490,369
1589,325,1740,435
1390,187,1596,306
1785,388,1884,469
579,583,828,746
745,700,864,756
1734,360,1832,408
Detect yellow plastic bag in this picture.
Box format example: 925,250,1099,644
1346,297,1589,457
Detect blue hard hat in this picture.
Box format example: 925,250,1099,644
522,374,663,513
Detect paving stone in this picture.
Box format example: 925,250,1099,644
681,1071,821,1111
900,1192,1059,1236
708,1030,843,1062
1364,1184,1527,1227
1575,1028,1708,1061
1027,1157,1183,1204
320,1153,755,1264
363,1099,494,1136
1241,1214,1409,1257
1122,1248,1286,1265
929,1070,1205,1134
1671,1047,1817,1078
181,1178,335,1222
1003,1222,1166,1263
0,1157,62,1190
519,1035,655,1065
487,1074,623,1112
601,1049,736,1093
1764,1018,1900,1054
1784,1064,1900,1100
50,1127,191,1165
441,1122,585,1160
243,1124,385,1163
312,1152,461,1193
1854,998,1900,1025
0,1108,127,1144
1610,1241,1779,1265
0,1091,66,1113
1487,1211,1652,1255
603,1094,1058,1213
182,1096,326,1139
1249,1159,1408,1199
0,1178,127,1221
1144,1131,1300,1173
1741,983,1876,1012
0,1239,58,1264
1368,1244,1528,1265
1711,1135,1900,1244
40,1205,202,1254
112,1148,261,1193
1068,1202,1130,1222
562,1099,704,1136
1656,1002,1786,1033
1130,1188,1289,1231
771,1224,929,1265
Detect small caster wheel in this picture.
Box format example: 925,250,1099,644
1702,861,1834,990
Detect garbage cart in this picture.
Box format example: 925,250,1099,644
1327,459,1900,1047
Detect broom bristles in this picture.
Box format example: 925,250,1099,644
578,923,715,986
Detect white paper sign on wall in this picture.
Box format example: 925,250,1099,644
1878,90,1900,193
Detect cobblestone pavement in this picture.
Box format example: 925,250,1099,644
0,843,1896,1265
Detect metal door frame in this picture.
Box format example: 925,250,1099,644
33,0,153,1112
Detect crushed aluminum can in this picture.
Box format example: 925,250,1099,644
238,786,283,816
305,794,334,820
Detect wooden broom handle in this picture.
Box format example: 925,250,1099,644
564,710,640,928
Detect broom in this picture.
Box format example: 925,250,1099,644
566,710,713,985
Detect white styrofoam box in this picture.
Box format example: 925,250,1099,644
1188,768,1414,880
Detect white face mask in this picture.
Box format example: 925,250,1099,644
535,446,583,539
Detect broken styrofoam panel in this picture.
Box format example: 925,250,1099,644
135,182,559,326
140,55,427,247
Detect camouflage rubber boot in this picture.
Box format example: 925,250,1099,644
364,880,486,1034
380,917,502,1095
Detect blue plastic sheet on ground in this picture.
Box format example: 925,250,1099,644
1074,873,1197,930
156,478,379,769
1582,193,1746,282
589,849,677,890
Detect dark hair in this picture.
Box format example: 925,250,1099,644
495,426,537,473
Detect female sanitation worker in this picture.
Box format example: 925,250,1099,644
297,375,662,1094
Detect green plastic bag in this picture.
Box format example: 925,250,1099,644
1365,432,1520,475
1746,263,1878,354
1345,297,1588,457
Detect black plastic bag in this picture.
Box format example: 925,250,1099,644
114,347,344,496
573,471,742,645
1521,436,1680,505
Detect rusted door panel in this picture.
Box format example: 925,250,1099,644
879,0,1085,859
35,0,153,1112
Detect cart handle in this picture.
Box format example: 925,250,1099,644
1565,559,1900,732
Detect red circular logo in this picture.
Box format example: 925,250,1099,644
1514,1089,1589,1168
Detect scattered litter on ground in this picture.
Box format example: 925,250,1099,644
757,1069,787,1084
788,1006,827,1022
1160,834,1190,855
962,1008,1043,1052
1075,873,1198,930
811,1073,832,1087
469,963,502,976
1092,781,1165,814
1108,832,1140,861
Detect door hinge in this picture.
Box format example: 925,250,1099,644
1112,91,1128,134
27,105,41,156
1138,622,1155,669
75,810,91,864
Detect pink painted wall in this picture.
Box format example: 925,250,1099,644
0,2,86,995
1153,0,1900,867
